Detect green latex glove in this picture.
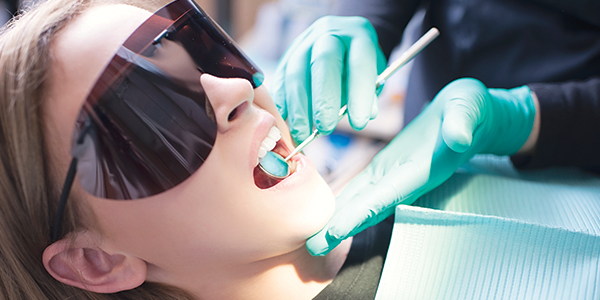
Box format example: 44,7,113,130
306,78,537,256
271,16,387,144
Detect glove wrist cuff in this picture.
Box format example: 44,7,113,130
483,86,536,155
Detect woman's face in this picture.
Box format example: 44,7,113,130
43,3,335,285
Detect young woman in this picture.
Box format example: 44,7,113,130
0,0,393,299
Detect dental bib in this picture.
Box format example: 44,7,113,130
375,155,600,299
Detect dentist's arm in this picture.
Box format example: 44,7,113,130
511,77,600,170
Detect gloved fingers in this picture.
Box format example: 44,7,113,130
442,99,481,153
333,205,396,240
346,33,380,131
311,34,345,135
370,94,379,119
270,28,316,121
271,16,386,140
305,206,395,256
375,44,388,77
373,46,387,98
305,224,341,256
307,205,396,256
305,167,379,256
330,165,381,209
440,78,489,153
327,185,408,243
370,46,387,118
284,46,314,143
271,62,288,120
327,162,427,243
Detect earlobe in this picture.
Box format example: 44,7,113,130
43,238,147,293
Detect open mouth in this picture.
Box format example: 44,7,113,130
253,126,297,189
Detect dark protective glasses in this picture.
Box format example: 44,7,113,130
51,0,264,242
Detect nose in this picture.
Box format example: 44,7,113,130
200,74,254,133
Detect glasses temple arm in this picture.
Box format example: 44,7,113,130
51,157,78,243
50,120,93,243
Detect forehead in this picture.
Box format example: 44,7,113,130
44,4,152,159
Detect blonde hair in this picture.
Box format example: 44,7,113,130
0,0,196,298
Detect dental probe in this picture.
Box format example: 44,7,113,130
283,27,440,162
283,105,347,161
258,27,440,180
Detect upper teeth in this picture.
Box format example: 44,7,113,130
258,126,281,161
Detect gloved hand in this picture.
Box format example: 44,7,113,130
306,78,537,256
271,16,387,144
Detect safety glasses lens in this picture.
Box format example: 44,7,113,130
71,0,262,200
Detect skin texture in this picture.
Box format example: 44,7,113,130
518,92,540,154
41,4,351,299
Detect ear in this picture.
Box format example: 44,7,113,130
42,233,147,293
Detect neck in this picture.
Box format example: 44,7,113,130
186,238,353,300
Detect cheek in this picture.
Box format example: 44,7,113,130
87,171,265,266
269,172,336,239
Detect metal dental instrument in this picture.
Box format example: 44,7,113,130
258,27,440,180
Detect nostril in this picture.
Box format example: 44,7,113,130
227,101,248,122
228,107,238,122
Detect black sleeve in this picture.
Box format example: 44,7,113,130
511,77,600,172
528,0,600,28
333,0,423,58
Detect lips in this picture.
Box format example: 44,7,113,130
253,125,298,189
